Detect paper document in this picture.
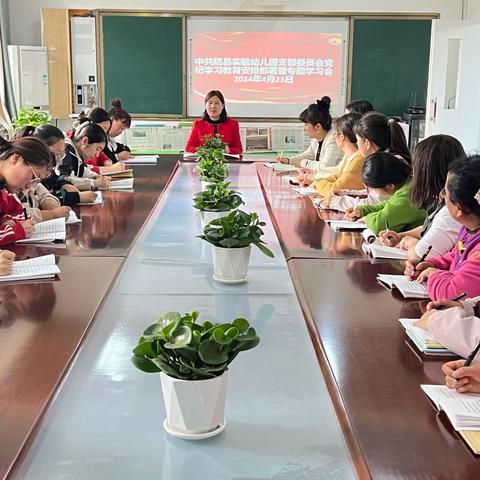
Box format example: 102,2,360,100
0,254,60,282
399,318,454,355
421,385,480,431
66,210,81,224
109,169,133,179
377,274,429,299
102,178,134,190
77,191,104,205
363,243,408,260
292,186,318,196
17,218,66,243
124,155,157,164
263,162,298,172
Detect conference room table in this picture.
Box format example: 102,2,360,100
3,159,480,479
0,157,178,480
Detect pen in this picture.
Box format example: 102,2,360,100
279,150,283,159
436,292,468,310
464,338,480,367
412,245,433,275
23,207,28,220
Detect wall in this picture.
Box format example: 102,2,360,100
8,0,463,46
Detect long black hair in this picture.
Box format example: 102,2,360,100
109,99,131,128
411,135,466,210
14,124,64,147
447,156,480,216
299,96,332,131
0,134,54,169
71,123,107,145
333,112,362,144
345,100,374,115
362,152,412,189
354,112,411,164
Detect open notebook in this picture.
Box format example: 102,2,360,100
422,385,480,453
377,274,429,299
17,218,66,243
0,254,60,282
77,191,103,205
326,219,367,232
399,318,456,356
292,186,318,196
102,178,134,190
124,155,157,165
363,243,408,260
263,162,298,173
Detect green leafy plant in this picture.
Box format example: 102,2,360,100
12,108,51,129
194,133,228,182
193,181,244,212
131,311,260,380
198,209,274,257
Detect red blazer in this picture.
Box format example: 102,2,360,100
185,118,243,154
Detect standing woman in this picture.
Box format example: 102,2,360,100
185,90,243,155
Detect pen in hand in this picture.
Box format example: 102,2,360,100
464,338,480,367
413,245,433,275
436,292,468,310
23,207,28,220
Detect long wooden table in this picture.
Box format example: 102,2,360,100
256,163,365,260
0,158,178,480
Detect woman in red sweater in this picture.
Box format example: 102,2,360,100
185,90,243,155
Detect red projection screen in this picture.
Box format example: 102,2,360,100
187,17,348,118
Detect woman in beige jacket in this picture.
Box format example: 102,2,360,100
277,97,343,182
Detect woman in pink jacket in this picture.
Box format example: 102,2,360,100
405,156,480,300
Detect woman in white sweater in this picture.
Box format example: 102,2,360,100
277,97,343,179
379,134,466,261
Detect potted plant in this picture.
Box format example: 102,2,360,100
194,134,229,188
193,180,244,227
198,209,274,283
12,107,52,129
131,310,260,439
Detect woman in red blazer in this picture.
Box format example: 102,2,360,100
185,90,243,155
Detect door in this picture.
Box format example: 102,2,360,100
426,20,480,153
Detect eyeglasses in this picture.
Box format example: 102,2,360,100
25,162,50,187
439,188,446,200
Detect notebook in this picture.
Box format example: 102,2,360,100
102,178,134,190
124,155,157,164
16,218,66,243
377,274,429,299
66,210,81,224
292,186,318,196
421,384,480,431
108,169,133,179
326,219,367,231
363,243,408,260
77,191,104,205
0,254,60,282
398,318,456,356
263,162,298,172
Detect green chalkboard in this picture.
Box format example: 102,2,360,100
351,19,431,117
101,14,184,115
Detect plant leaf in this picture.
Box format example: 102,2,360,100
198,339,229,364
131,354,161,373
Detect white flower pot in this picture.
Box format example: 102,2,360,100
200,209,231,229
213,245,251,283
160,371,228,439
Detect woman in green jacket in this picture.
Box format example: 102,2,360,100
345,152,426,234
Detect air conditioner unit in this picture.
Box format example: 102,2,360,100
71,17,97,112
8,45,49,111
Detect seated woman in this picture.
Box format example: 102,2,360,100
314,112,364,197
405,156,480,300
378,135,465,262
185,90,243,155
345,152,426,234
277,97,343,182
